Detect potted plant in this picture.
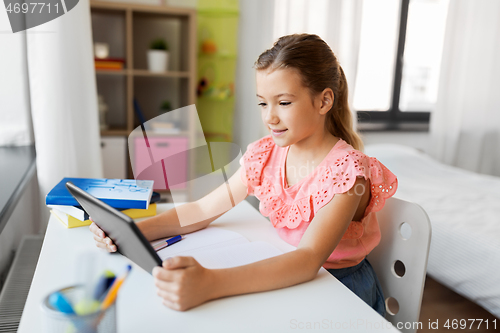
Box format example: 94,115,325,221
151,100,181,133
159,100,172,115
147,38,169,72
159,100,181,128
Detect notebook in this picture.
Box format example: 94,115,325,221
50,204,157,228
46,178,154,209
47,192,161,221
50,209,92,228
152,227,283,269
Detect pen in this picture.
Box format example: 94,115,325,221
100,265,132,310
93,269,116,301
153,235,183,251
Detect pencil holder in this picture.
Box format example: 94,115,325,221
40,285,117,333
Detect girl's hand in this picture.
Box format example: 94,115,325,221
153,256,215,311
89,219,117,252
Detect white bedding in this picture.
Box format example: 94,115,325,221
365,144,500,318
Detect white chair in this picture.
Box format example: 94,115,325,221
367,197,432,333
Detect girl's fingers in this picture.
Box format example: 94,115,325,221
93,235,106,244
93,235,117,252
89,222,105,238
103,237,114,246
92,235,114,246
161,298,181,311
103,237,116,252
94,239,108,250
152,267,177,282
162,256,196,270
154,279,179,293
156,288,180,304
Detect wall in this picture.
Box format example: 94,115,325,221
233,0,276,151
0,5,34,146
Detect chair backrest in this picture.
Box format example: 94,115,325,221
367,197,432,333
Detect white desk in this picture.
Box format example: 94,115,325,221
19,201,400,332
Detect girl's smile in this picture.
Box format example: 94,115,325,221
271,129,287,136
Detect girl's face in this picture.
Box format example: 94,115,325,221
256,68,332,147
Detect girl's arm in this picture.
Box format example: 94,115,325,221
90,166,248,251
153,177,369,311
137,167,248,240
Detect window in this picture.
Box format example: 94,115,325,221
354,0,449,129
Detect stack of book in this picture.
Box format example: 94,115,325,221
46,178,159,228
94,58,125,71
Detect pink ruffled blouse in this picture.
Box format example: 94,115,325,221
239,135,398,269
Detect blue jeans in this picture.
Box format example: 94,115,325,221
326,258,386,317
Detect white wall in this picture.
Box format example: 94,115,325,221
233,0,276,153
0,7,34,146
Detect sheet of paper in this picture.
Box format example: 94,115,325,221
189,241,283,269
155,227,248,259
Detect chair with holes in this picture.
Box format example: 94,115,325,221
367,197,432,333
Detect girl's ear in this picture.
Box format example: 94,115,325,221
319,88,334,115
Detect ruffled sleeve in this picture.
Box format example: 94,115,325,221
365,156,398,213
239,136,275,195
312,150,397,215
310,149,397,215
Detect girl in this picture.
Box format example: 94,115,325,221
90,34,397,315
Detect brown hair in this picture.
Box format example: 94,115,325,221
254,34,363,151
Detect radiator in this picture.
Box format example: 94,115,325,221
0,235,43,332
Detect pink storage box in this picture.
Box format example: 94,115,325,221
134,136,188,190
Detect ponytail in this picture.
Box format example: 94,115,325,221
255,34,364,151
326,65,364,151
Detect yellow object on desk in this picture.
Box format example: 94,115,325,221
51,209,91,228
121,202,157,219
50,203,157,229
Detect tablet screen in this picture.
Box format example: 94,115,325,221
65,182,162,273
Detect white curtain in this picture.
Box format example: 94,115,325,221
272,0,363,127
0,9,33,146
234,0,276,147
429,0,500,177
27,0,103,228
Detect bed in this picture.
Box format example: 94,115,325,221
364,144,500,319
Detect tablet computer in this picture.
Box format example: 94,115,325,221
65,181,162,273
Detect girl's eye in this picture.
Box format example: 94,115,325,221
258,102,267,107
280,102,291,106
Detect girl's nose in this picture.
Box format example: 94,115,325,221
264,106,279,125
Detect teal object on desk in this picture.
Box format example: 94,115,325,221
48,291,75,314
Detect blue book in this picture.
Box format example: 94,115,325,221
46,178,154,209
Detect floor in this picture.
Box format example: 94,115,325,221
417,276,498,332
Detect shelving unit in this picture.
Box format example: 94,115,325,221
196,0,239,143
90,1,197,200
